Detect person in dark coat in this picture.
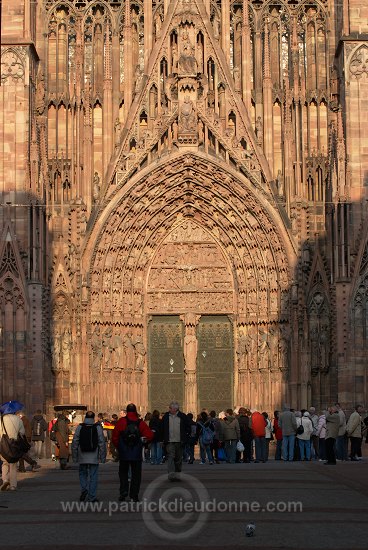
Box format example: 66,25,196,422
161,401,189,480
237,408,253,463
112,403,154,502
52,412,71,470
31,410,48,460
149,410,163,465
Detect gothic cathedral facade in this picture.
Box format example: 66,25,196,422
1,0,367,414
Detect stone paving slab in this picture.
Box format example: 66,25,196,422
1,458,368,549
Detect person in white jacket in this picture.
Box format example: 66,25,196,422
346,405,364,461
296,411,313,460
0,413,25,491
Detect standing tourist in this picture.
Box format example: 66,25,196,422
31,410,48,460
273,411,283,460
324,405,340,465
220,409,240,464
346,404,364,461
279,405,297,461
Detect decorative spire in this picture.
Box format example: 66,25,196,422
263,18,271,80
125,0,131,27
104,20,112,80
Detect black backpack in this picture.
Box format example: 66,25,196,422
121,419,141,448
0,415,31,463
79,423,99,452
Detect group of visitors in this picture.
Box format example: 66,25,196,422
0,400,367,502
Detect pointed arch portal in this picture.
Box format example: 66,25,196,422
83,152,295,413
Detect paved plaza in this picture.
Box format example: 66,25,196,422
0,454,367,550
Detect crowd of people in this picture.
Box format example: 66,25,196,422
0,401,367,502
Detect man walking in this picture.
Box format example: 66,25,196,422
112,403,154,501
279,405,297,461
72,411,106,502
161,401,189,480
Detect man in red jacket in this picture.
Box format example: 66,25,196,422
112,403,154,502
250,409,267,463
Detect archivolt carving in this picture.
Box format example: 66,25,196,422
88,155,291,332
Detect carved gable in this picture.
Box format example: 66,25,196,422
106,0,270,203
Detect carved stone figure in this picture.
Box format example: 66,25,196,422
91,325,103,373
183,325,198,373
178,30,197,74
123,333,135,370
62,328,72,373
35,69,46,115
93,172,100,202
51,330,61,373
179,95,196,132
133,336,146,372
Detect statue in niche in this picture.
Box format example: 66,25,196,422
91,326,103,373
123,332,135,370
178,29,197,74
102,327,112,371
35,69,46,115
258,329,270,370
276,169,284,197
212,12,220,40
154,13,162,39
133,336,146,372
67,243,77,272
255,116,263,140
171,42,178,72
319,324,330,374
279,324,290,370
183,325,198,373
233,66,241,91
62,328,72,373
114,118,121,147
134,65,143,95
179,95,196,132
237,329,250,372
93,172,100,202
51,330,61,373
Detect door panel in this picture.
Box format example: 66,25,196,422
148,316,184,412
197,316,233,413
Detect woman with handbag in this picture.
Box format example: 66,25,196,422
0,413,25,491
